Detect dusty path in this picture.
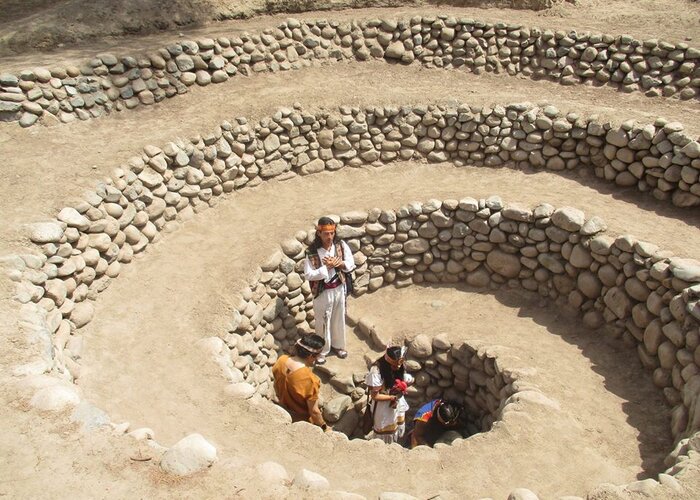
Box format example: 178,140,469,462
1,3,700,499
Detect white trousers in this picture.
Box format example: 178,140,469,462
313,285,346,355
372,427,403,445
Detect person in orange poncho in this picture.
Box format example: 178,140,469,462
272,334,330,431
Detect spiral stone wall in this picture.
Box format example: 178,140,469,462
11,102,700,385
223,197,700,446
350,337,523,441
358,330,522,437
403,335,517,436
7,102,700,491
220,279,526,440
1,15,698,127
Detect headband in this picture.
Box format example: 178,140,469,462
296,338,323,354
317,223,336,232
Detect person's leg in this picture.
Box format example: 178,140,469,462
313,291,333,356
396,420,406,439
373,432,394,444
402,417,415,446
328,287,347,355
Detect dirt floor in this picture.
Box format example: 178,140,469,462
1,1,700,499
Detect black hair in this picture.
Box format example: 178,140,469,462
386,346,403,359
422,400,463,446
374,346,405,390
308,216,340,254
295,334,325,359
432,400,461,426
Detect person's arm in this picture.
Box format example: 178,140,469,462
307,398,330,431
411,420,428,448
369,386,396,403
366,366,394,402
304,255,329,282
339,240,356,272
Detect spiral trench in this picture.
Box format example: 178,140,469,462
2,4,700,499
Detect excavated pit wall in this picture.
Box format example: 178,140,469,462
222,300,522,439
321,334,518,440
0,15,698,127
8,103,700,488
223,196,700,447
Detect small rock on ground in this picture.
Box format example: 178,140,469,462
160,433,217,476
30,384,80,411
293,468,330,491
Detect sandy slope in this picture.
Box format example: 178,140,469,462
1,2,700,499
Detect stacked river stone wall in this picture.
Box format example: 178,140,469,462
221,279,524,440
1,16,698,127
381,333,523,439
11,103,700,385
7,104,700,486
402,333,514,436
224,200,700,448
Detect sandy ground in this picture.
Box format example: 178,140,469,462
1,2,700,499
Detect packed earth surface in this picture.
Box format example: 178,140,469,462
1,1,700,499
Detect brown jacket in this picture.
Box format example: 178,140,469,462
272,355,320,422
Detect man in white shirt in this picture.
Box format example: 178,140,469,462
303,216,356,365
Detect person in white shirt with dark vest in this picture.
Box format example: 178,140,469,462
304,216,355,365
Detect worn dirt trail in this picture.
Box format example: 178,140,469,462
1,2,700,499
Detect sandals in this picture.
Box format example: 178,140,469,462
316,349,347,365
332,348,348,359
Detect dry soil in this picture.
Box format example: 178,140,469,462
1,2,700,499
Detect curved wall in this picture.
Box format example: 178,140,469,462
0,16,697,127
225,197,700,444
7,102,700,489
13,102,700,379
